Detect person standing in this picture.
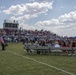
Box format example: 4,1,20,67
0,36,5,50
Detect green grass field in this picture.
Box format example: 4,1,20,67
0,43,76,75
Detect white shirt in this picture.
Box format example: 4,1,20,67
54,44,60,47
54,44,62,52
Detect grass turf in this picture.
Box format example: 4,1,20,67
0,43,76,75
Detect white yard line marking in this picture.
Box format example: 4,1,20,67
7,50,75,75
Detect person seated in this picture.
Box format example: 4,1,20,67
40,40,46,46
34,41,39,46
53,41,62,53
54,41,60,47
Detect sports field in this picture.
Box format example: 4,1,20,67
0,43,76,75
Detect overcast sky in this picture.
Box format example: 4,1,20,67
0,0,76,36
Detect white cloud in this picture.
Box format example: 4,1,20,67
19,23,35,30
3,1,76,36
10,14,38,21
3,2,53,15
9,10,76,36
58,11,76,23
3,5,23,15
34,11,76,36
10,10,76,36
29,0,50,2
3,1,53,24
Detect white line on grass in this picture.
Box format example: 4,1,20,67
7,50,75,75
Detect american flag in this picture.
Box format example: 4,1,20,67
0,37,5,44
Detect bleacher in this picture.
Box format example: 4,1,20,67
24,43,76,55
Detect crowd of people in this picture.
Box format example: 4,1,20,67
0,29,76,51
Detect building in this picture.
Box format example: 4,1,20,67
3,20,19,30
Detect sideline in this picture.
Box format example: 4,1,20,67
7,50,75,75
